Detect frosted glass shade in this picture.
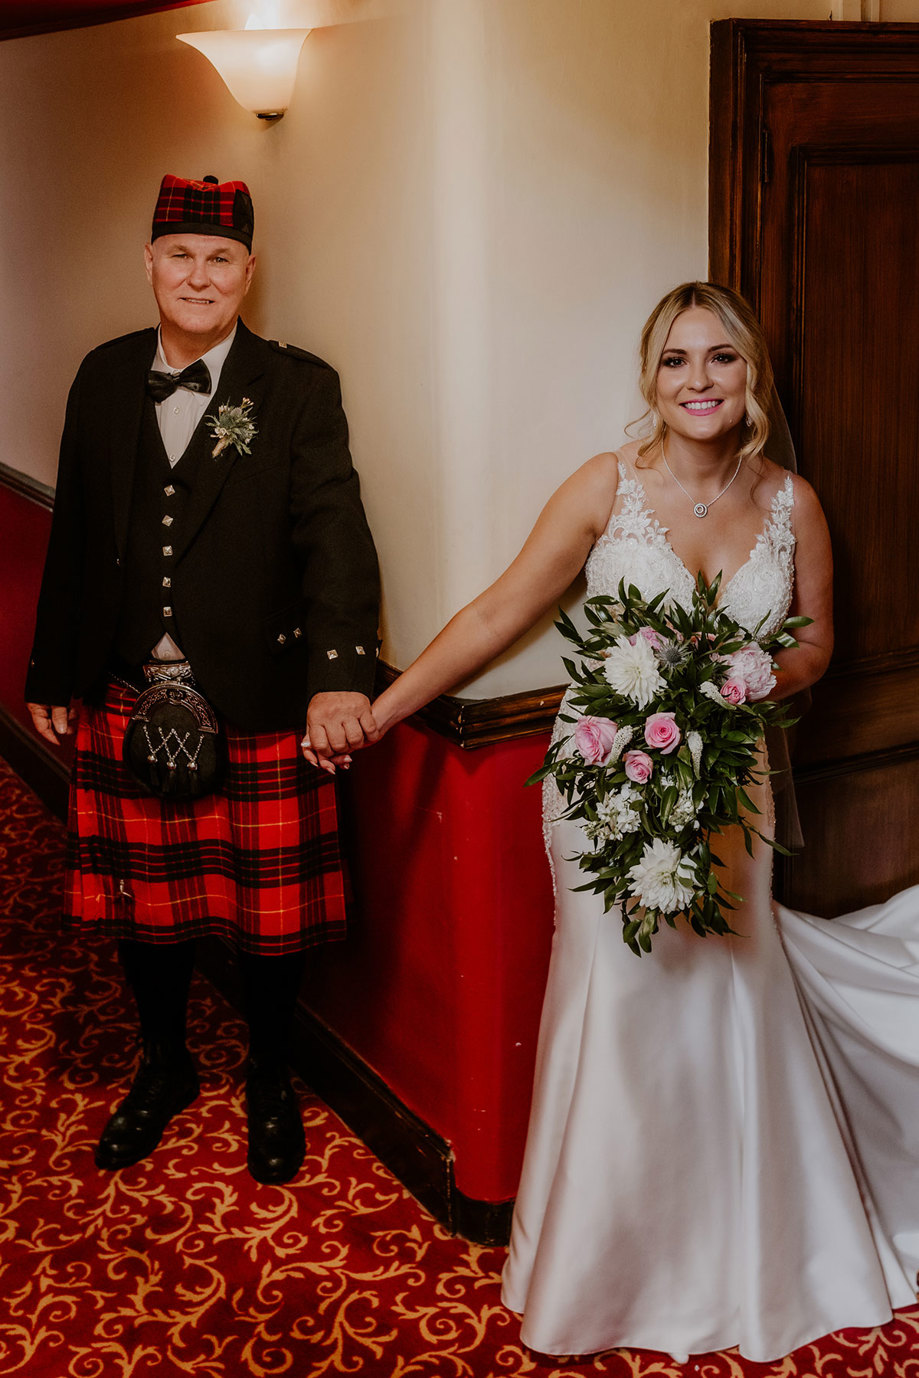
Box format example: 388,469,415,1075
177,29,311,118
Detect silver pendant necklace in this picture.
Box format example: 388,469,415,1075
662,444,744,518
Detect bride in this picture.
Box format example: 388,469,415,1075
306,282,919,1363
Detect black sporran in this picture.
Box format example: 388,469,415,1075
123,678,225,800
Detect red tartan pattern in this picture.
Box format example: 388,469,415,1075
152,174,253,246
65,682,346,955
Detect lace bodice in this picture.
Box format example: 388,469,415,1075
543,459,796,843
586,460,795,640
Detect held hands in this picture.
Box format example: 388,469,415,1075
27,702,77,746
28,692,386,768
301,692,380,774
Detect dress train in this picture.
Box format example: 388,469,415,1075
501,804,919,1363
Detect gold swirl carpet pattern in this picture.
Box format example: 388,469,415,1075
1,755,918,1378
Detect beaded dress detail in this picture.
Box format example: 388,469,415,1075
585,459,794,638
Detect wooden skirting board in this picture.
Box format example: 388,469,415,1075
373,662,563,748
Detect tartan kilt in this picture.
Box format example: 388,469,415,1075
64,681,348,954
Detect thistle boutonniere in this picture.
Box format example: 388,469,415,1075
208,397,257,459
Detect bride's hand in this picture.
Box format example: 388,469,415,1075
300,737,353,773
367,693,397,741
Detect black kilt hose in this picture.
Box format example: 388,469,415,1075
27,323,380,955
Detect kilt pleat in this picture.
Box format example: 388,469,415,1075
64,682,347,954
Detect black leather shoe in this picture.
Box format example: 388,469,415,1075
246,1063,305,1185
95,1054,199,1170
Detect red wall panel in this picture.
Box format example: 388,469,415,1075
310,724,554,1201
0,483,75,772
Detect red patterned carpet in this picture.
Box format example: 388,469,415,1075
1,754,918,1378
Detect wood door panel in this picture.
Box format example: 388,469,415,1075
795,663,919,769
710,20,919,913
784,754,919,916
795,153,919,667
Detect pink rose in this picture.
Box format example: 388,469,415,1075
720,677,747,705
630,626,663,651
726,644,775,701
574,715,618,765
623,750,654,784
643,711,681,754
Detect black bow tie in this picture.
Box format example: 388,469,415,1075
146,359,212,402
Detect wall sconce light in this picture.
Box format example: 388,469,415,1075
177,28,311,120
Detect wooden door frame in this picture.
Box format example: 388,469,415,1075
709,19,919,300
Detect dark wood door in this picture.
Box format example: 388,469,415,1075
710,20,919,914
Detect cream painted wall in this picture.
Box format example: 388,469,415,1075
3,0,919,694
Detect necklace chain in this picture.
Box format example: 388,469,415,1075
662,445,744,518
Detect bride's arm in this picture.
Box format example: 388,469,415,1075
370,454,619,739
770,476,833,699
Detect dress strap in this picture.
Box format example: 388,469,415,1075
763,472,795,545
603,455,670,550
774,470,795,503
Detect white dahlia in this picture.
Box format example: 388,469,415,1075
627,838,697,914
603,635,665,709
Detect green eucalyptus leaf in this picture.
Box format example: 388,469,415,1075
524,764,556,787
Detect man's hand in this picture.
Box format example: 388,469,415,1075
27,702,76,746
301,692,380,774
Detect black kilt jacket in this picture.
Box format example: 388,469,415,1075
25,320,380,732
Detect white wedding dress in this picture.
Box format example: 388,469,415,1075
501,458,919,1363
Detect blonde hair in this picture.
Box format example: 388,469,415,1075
634,281,774,464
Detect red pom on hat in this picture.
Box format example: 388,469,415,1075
152,174,254,248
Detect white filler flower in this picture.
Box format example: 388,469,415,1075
608,724,635,764
597,784,642,838
699,680,727,706
628,838,697,914
603,634,665,709
687,729,703,775
670,789,698,829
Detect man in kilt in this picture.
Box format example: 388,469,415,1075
25,174,380,1185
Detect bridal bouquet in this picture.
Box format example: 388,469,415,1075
531,576,808,955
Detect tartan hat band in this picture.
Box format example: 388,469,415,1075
151,174,254,249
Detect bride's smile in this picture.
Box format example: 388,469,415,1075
656,305,748,447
